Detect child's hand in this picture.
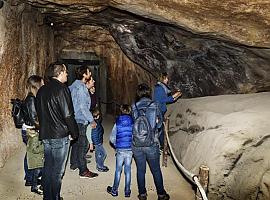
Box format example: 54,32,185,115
91,121,97,129
89,143,94,151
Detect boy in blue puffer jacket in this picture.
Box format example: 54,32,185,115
91,107,109,172
107,104,134,197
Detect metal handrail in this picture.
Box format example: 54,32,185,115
164,118,208,200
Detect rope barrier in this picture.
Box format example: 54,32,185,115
164,118,208,200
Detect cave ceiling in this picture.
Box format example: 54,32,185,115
23,0,270,97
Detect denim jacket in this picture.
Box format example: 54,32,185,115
132,97,163,143
153,82,174,114
69,80,93,125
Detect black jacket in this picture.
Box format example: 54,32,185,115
36,79,79,140
24,94,38,127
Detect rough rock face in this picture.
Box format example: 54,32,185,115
167,92,270,199
21,4,270,97
0,2,54,167
27,0,270,47
54,25,156,105
107,15,270,97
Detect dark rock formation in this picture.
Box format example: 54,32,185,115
21,6,270,97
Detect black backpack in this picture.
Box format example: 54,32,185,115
11,98,26,129
132,102,155,147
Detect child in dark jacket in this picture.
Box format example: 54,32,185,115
107,104,133,197
91,108,109,172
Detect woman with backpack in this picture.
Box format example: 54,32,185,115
23,75,44,195
132,83,170,200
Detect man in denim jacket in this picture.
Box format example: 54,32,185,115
69,65,98,179
132,83,170,200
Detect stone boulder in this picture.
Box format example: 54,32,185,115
167,92,270,199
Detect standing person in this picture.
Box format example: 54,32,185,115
153,72,181,150
36,63,79,200
89,86,97,111
69,65,98,179
107,104,133,197
132,83,170,200
23,75,44,195
91,107,109,172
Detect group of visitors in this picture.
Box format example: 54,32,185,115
20,62,181,200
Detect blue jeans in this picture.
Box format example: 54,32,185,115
24,153,33,183
31,167,42,191
42,136,70,200
112,150,133,193
95,143,107,169
132,145,166,196
22,129,33,183
70,123,89,174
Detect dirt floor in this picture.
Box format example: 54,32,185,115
0,115,194,200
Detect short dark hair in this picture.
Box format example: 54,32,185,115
158,72,168,82
136,83,151,99
92,107,100,118
120,104,131,115
45,62,66,80
75,65,89,80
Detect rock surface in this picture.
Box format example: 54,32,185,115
0,2,54,167
27,0,270,47
167,92,270,199
21,4,270,97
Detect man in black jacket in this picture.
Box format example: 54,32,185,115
36,62,79,200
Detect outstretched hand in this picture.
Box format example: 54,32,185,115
173,90,182,100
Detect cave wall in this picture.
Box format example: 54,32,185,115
167,92,270,199
54,25,156,107
0,2,55,167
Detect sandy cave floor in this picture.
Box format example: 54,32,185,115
0,115,194,200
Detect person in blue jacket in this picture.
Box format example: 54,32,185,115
153,72,182,149
107,104,133,197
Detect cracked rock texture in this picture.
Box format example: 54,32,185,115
167,92,270,199
0,2,54,167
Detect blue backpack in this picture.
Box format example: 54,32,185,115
132,102,155,147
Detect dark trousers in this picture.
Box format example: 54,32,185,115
158,113,165,148
24,153,33,183
70,123,89,174
31,168,42,191
42,136,70,200
132,145,166,196
158,125,164,148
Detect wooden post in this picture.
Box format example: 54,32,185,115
162,117,169,167
195,165,209,200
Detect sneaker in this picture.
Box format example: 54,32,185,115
70,166,78,172
107,186,118,197
158,193,170,200
138,193,147,200
87,159,91,163
97,166,109,172
125,190,131,197
25,181,32,187
79,170,98,179
31,187,43,195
